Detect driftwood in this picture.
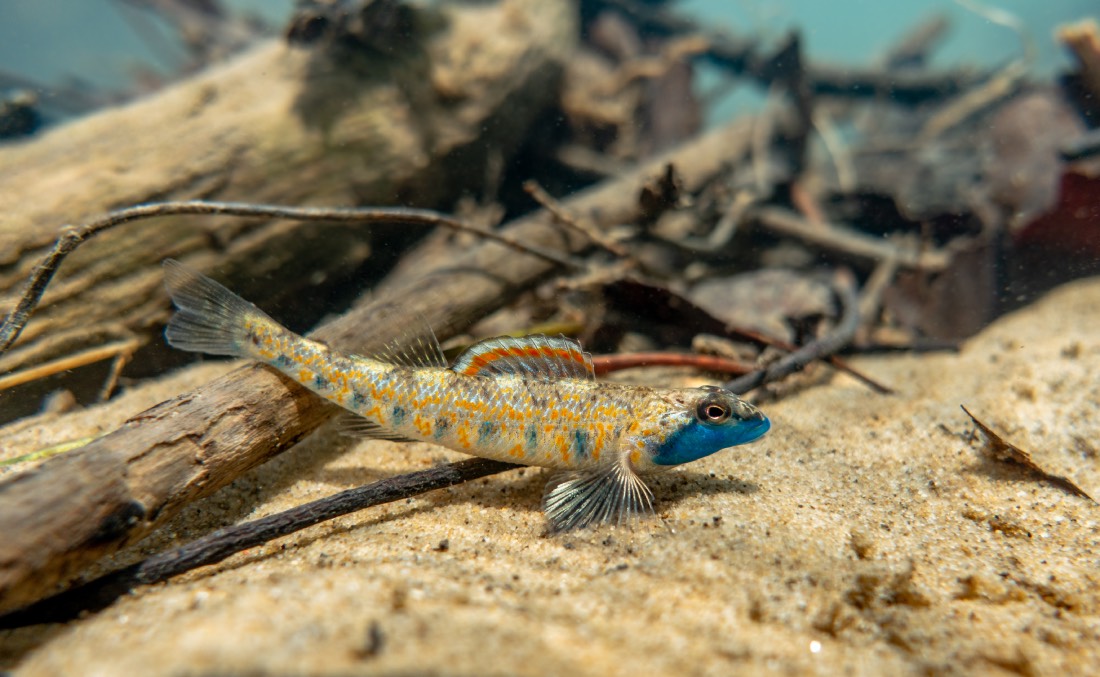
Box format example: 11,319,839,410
0,113,769,614
0,458,522,628
0,0,574,379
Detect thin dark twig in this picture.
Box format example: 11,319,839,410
724,325,893,395
725,269,860,396
0,457,520,629
848,339,961,354
523,180,631,257
0,200,584,355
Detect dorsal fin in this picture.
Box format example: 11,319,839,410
369,319,446,368
451,335,595,380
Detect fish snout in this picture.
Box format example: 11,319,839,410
733,400,770,443
732,398,765,422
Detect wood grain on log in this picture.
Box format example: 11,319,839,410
0,111,765,615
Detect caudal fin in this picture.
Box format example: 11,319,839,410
163,259,272,357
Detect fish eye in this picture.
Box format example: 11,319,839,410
696,396,731,424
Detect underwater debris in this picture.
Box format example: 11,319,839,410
961,405,1095,503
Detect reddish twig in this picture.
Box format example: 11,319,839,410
591,352,754,376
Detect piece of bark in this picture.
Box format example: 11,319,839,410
0,0,574,377
1058,19,1100,104
986,91,1085,230
0,112,767,615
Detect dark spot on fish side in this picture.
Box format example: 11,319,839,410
525,424,539,449
478,421,496,443
391,406,406,426
574,430,589,458
434,417,450,439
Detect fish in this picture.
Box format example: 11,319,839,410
162,259,770,531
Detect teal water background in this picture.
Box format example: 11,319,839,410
686,0,1095,74
0,0,293,92
0,1,1095,114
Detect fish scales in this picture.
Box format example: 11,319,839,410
163,260,770,530
248,318,639,468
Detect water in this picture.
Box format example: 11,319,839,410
0,0,293,92
2,2,1093,95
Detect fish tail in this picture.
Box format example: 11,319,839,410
163,259,281,358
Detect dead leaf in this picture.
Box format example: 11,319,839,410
961,405,1096,503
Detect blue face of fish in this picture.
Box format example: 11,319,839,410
651,387,770,466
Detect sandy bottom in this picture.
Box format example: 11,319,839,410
2,278,1099,676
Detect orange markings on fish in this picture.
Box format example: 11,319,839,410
161,259,772,532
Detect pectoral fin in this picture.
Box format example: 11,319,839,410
542,456,654,532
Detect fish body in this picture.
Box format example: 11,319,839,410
163,260,770,530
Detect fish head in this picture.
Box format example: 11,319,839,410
640,385,769,468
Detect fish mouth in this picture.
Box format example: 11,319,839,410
738,415,770,443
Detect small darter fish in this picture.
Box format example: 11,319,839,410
163,260,770,530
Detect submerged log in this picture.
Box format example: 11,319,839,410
0,0,575,378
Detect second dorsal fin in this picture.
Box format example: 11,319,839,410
451,335,595,381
